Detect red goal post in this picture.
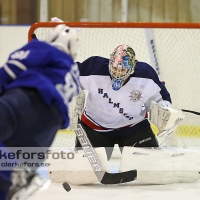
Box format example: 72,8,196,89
28,22,200,150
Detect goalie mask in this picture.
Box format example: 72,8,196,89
109,44,136,91
46,24,79,59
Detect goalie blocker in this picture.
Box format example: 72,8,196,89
149,100,185,137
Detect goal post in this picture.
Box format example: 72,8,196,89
28,22,200,150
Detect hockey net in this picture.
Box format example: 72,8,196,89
28,22,200,152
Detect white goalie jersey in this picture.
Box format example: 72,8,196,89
75,56,172,132
81,76,162,128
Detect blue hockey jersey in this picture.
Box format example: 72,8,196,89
0,40,79,129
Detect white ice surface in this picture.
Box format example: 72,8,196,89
31,159,200,200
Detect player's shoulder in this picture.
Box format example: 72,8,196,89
22,40,65,55
7,40,48,60
132,61,157,79
20,40,72,60
13,40,56,55
23,40,51,49
77,56,109,76
79,56,109,66
135,61,153,71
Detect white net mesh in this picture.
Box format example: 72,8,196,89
153,28,200,149
29,23,200,151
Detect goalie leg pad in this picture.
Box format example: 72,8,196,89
120,147,200,184
47,147,109,185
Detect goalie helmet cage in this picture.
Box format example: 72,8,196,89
28,22,200,150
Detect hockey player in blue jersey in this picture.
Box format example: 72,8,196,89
0,24,80,200
75,44,176,160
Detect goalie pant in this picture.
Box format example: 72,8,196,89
0,88,63,199
75,120,159,160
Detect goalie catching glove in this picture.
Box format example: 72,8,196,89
149,100,185,137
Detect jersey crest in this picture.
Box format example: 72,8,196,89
129,90,142,102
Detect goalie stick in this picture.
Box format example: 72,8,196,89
182,109,200,116
74,124,137,184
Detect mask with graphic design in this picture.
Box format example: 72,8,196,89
109,45,137,91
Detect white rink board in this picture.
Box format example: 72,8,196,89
0,26,30,66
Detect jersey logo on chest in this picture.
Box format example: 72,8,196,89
129,90,142,102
